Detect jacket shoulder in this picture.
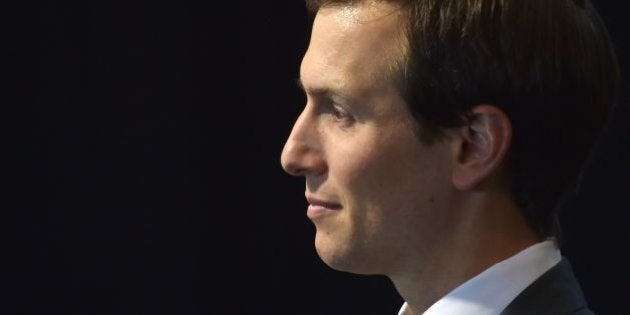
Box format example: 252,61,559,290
502,258,593,315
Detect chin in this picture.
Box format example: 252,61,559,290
314,232,380,275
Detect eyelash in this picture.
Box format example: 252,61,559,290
330,104,355,125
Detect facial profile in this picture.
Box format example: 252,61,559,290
280,2,460,276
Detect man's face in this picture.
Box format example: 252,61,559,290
281,3,457,275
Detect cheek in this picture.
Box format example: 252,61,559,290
332,137,418,203
331,139,386,186
340,136,448,212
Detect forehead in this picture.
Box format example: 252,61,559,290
300,2,405,95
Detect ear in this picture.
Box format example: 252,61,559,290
452,105,512,191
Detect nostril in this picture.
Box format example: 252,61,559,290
281,158,300,176
288,166,307,177
282,155,309,177
281,140,326,177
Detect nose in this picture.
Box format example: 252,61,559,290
280,108,326,177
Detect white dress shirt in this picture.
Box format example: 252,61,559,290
397,240,561,315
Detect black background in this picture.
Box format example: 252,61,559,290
14,1,629,314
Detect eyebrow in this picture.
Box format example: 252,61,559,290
296,78,353,101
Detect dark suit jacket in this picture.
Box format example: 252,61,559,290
502,259,593,315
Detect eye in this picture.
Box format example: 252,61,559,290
331,105,346,119
330,104,355,125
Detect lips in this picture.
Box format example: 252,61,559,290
306,195,342,220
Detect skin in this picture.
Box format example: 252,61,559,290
281,2,538,314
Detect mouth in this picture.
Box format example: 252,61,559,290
306,195,342,220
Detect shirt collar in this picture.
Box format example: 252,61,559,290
398,239,561,315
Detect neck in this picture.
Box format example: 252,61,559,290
388,193,539,315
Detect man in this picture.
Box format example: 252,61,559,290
280,0,619,314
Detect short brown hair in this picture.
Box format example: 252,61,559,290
305,0,620,239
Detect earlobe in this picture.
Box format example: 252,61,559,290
452,105,512,191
